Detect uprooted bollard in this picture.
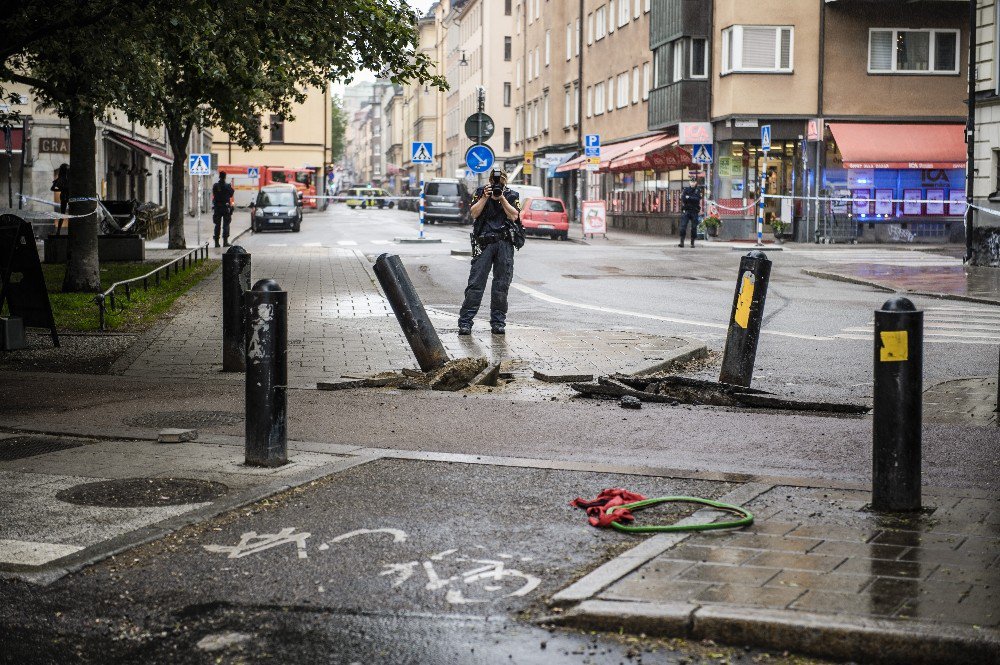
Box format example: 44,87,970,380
373,253,449,372
719,250,772,387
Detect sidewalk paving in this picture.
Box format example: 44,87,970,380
551,484,1000,664
804,263,1000,306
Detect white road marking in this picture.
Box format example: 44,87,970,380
786,248,961,267
337,240,358,246
452,256,468,261
203,528,311,559
371,240,392,245
302,242,323,247
0,539,84,566
327,528,408,545
267,243,288,247
510,283,836,341
837,305,1000,345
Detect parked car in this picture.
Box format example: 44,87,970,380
422,178,471,224
250,184,302,233
519,196,569,241
345,187,395,209
398,187,421,212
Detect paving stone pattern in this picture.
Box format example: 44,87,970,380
924,377,999,427
598,486,999,629
121,247,687,386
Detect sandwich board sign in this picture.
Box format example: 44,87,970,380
0,215,59,347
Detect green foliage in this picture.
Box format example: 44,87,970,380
331,95,347,163
702,216,722,230
770,218,789,234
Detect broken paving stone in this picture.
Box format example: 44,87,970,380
157,428,197,443
533,369,595,383
429,357,488,391
619,395,642,409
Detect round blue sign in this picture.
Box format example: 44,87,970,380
465,144,496,174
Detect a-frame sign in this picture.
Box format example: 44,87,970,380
0,214,59,347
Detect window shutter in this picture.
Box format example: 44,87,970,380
869,30,893,71
742,27,776,69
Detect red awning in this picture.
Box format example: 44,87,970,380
555,136,655,173
603,135,692,173
827,123,966,170
0,128,24,154
107,131,172,163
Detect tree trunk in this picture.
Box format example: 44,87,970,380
62,110,100,293
166,119,192,250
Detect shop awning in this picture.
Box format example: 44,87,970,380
555,136,654,173
0,128,24,154
107,131,172,163
827,123,966,170
602,135,692,173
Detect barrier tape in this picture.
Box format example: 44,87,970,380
707,197,762,213
303,195,421,201
968,202,1000,218
762,193,967,206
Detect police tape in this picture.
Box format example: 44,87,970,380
303,195,422,201
968,202,1000,217
11,194,98,219
762,193,968,206
706,197,762,213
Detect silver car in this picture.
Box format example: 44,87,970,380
422,179,471,225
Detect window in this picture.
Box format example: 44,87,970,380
425,182,460,197
505,0,512,15
672,41,684,82
534,48,540,77
504,82,512,107
619,0,630,27
607,76,614,112
596,6,606,40
564,88,571,126
505,36,512,61
642,61,651,99
515,109,521,140
721,25,793,73
634,0,640,19
691,38,708,78
528,49,533,79
566,24,573,60
632,66,640,103
530,199,564,212
868,29,959,74
593,82,604,115
617,72,629,108
576,18,580,55
543,92,549,131
504,128,511,152
269,114,284,143
608,1,615,33
587,13,594,45
545,30,550,66
586,86,593,118
644,0,650,11
534,0,540,21
516,59,522,87
654,46,667,87
573,84,579,123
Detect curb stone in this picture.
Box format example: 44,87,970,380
803,268,1000,306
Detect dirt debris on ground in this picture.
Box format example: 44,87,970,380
318,357,489,392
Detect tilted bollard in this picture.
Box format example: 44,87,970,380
222,246,251,372
872,297,923,512
372,253,449,372
245,279,287,467
719,250,772,387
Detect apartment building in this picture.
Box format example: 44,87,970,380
972,0,1000,265
383,85,406,194
401,8,445,186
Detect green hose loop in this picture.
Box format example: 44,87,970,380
607,496,754,533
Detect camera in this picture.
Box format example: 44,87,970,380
490,183,504,198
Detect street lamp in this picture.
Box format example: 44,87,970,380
459,51,469,66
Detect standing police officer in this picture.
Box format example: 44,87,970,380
211,171,235,248
458,168,524,335
678,174,703,248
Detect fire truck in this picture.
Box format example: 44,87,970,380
218,165,318,208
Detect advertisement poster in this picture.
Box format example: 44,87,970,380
902,189,922,215
851,189,871,217
582,200,607,235
948,190,967,216
925,189,945,215
832,188,850,214
875,189,894,217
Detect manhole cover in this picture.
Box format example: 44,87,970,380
56,478,229,508
0,436,89,461
123,410,244,429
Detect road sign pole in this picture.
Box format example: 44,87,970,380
196,174,201,246
757,159,765,247
419,169,425,240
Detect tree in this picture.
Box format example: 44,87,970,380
330,95,347,163
148,0,446,248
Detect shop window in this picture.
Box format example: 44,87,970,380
868,29,959,75
721,26,793,74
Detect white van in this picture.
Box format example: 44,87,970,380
506,184,544,201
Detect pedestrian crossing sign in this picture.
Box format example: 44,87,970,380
692,144,713,164
188,153,211,176
412,142,434,164
247,167,259,178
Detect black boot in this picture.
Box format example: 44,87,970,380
214,239,220,248
223,238,230,247
678,240,684,248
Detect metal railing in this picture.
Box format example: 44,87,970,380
94,243,210,330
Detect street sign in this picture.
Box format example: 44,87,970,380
679,122,713,145
524,151,534,165
411,142,434,164
464,113,495,142
188,153,211,176
586,155,600,172
465,144,495,174
760,125,771,152
691,144,714,164
247,167,260,178
584,134,601,158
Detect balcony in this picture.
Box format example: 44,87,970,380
647,80,710,131
650,0,711,49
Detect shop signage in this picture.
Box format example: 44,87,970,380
734,119,759,128
39,138,69,154
582,200,607,235
719,157,740,178
679,122,712,145
806,118,824,141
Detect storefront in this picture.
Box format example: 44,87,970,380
822,123,966,243
103,131,172,205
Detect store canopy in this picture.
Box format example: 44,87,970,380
555,136,653,173
0,128,24,154
827,123,966,170
107,131,172,163
602,135,692,173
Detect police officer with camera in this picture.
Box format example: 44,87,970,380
458,168,525,336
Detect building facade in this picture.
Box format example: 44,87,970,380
973,0,1000,264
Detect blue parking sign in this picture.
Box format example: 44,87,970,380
465,144,495,174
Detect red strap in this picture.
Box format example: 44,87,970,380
570,488,647,528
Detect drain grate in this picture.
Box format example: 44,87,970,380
123,410,244,429
0,436,89,461
56,477,229,508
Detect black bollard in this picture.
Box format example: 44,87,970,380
222,246,251,372
245,279,287,467
872,297,923,512
373,253,449,372
719,251,772,387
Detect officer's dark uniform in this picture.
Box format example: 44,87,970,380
458,185,521,333
678,184,702,247
211,177,235,247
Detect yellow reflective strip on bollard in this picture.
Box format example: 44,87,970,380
734,272,755,329
879,330,909,362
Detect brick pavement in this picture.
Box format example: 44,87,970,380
117,246,699,387
925,377,998,427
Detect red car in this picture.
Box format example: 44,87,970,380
519,197,569,241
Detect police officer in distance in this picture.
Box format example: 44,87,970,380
458,168,524,336
678,173,703,248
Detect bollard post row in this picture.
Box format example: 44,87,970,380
244,278,288,467
222,245,252,372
